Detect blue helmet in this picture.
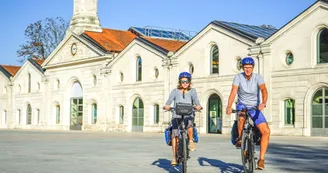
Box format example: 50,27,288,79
178,72,192,80
241,57,255,66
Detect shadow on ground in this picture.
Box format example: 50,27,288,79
198,157,243,173
151,158,180,173
267,143,328,172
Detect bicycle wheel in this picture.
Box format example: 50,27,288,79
241,133,255,173
248,132,256,172
181,133,188,173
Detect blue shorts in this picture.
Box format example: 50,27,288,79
236,103,267,125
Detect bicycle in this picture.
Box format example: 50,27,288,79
232,106,259,173
164,106,201,173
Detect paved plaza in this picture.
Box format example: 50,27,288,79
0,130,327,173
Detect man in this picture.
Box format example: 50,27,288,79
226,57,271,170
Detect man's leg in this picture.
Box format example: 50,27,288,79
256,122,270,169
257,123,270,160
236,112,246,147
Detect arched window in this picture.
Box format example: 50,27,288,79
92,103,97,124
284,99,295,125
318,28,328,64
136,57,142,81
56,105,60,124
189,63,194,74
28,73,31,93
210,45,219,74
17,109,21,124
154,104,159,124
56,79,60,90
93,75,97,87
27,104,32,125
119,105,124,124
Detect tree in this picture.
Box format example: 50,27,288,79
17,17,69,63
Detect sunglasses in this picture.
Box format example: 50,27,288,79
181,80,190,84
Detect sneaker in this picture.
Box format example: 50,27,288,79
189,140,196,151
257,159,265,170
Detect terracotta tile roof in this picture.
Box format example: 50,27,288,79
1,65,21,76
141,37,186,52
84,28,137,52
32,58,45,66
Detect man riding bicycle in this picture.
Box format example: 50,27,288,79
164,72,202,166
226,57,271,170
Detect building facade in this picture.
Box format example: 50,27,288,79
0,0,327,136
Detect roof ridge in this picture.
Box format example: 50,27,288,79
214,20,278,30
141,36,187,43
0,64,22,67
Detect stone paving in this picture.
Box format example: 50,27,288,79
0,130,327,173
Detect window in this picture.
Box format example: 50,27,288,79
56,105,60,124
284,99,295,125
189,63,194,74
236,57,242,71
286,52,294,66
136,57,142,81
37,82,40,91
119,106,124,124
312,88,328,128
318,28,328,64
93,75,97,87
56,80,60,90
36,109,40,124
28,73,31,93
92,103,97,124
210,45,219,74
154,104,159,124
17,109,21,124
120,72,124,82
27,104,32,125
154,67,159,79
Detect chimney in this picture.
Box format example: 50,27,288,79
69,0,102,35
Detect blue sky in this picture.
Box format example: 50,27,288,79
0,0,317,66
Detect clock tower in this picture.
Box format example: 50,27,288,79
69,0,102,35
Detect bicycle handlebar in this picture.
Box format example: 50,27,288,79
163,106,203,112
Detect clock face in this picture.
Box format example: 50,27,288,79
71,43,77,56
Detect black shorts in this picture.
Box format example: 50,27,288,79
171,116,194,138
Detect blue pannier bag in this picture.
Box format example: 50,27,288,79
231,120,238,145
193,126,199,143
164,126,172,146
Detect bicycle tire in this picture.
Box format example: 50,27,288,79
241,133,256,173
241,134,248,173
248,132,256,172
181,133,187,173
